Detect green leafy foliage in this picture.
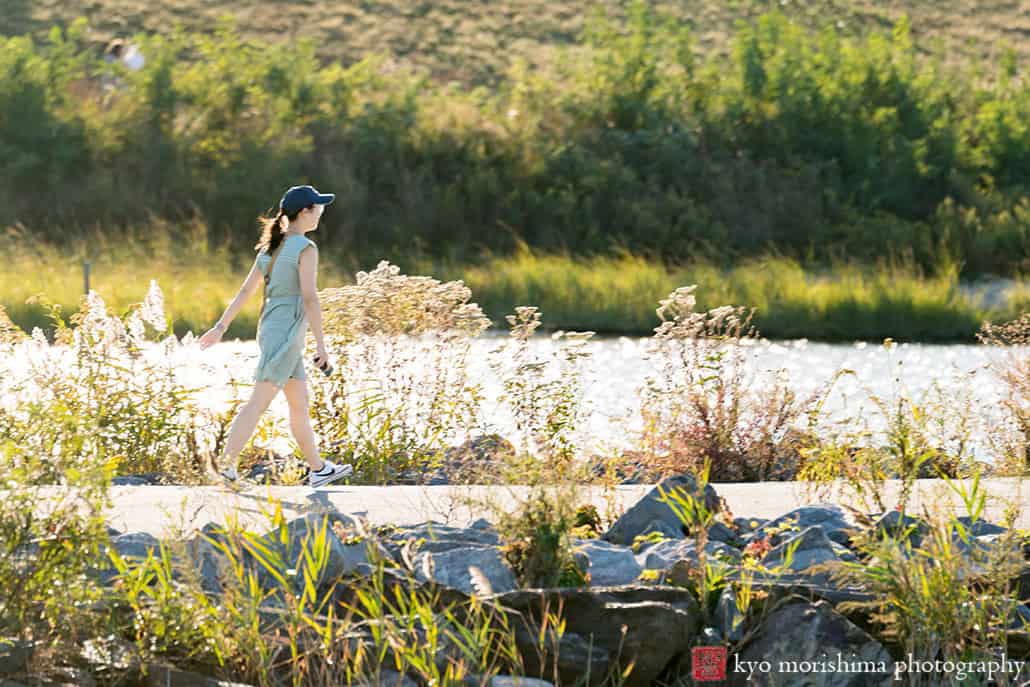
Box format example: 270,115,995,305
3,9,1030,275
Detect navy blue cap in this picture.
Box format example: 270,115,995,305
280,185,335,215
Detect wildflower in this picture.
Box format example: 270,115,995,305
140,280,168,333
743,536,771,561
0,305,26,345
126,312,146,343
31,327,49,347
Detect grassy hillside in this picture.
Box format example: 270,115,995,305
5,0,1029,85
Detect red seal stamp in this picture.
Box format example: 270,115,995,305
692,645,727,681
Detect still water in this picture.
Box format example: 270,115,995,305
181,333,1018,459
2,329,1018,460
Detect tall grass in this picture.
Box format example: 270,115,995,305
833,472,1027,686
436,249,1024,341
311,261,492,484
632,284,834,482
978,314,1030,472
3,230,1025,341
0,442,113,644
106,502,535,686
0,224,357,341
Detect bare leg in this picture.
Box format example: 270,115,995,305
283,377,325,471
219,380,281,472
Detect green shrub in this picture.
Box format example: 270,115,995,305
3,8,1030,275
0,286,213,482
311,261,491,484
0,439,113,650
834,472,1025,678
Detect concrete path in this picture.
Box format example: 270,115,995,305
35,477,1030,537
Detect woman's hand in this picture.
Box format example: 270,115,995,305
313,345,331,372
198,324,225,350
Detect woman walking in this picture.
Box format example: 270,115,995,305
198,185,352,488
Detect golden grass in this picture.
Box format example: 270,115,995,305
3,227,1025,341
0,223,357,340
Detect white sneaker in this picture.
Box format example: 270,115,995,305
309,460,353,488
218,466,239,486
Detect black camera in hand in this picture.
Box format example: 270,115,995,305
312,353,333,377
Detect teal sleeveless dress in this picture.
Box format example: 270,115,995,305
252,233,316,386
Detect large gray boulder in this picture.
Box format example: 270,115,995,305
872,510,929,548
142,665,256,686
111,532,161,560
489,678,554,687
390,538,482,556
946,531,1023,580
763,526,843,574
734,517,768,533
381,521,502,560
754,504,860,548
707,521,744,546
722,569,875,609
714,586,746,643
636,519,683,541
0,640,32,675
572,539,642,586
95,529,228,594
95,532,162,585
727,600,893,687
392,522,501,546
413,546,517,595
181,534,228,594
637,539,741,571
602,474,720,546
252,513,383,595
1010,604,1030,630
496,585,702,687
955,516,1006,538
512,623,610,684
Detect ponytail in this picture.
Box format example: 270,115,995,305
253,198,314,254
255,207,288,254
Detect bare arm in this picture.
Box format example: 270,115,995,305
298,243,326,353
198,256,263,349
214,258,265,332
